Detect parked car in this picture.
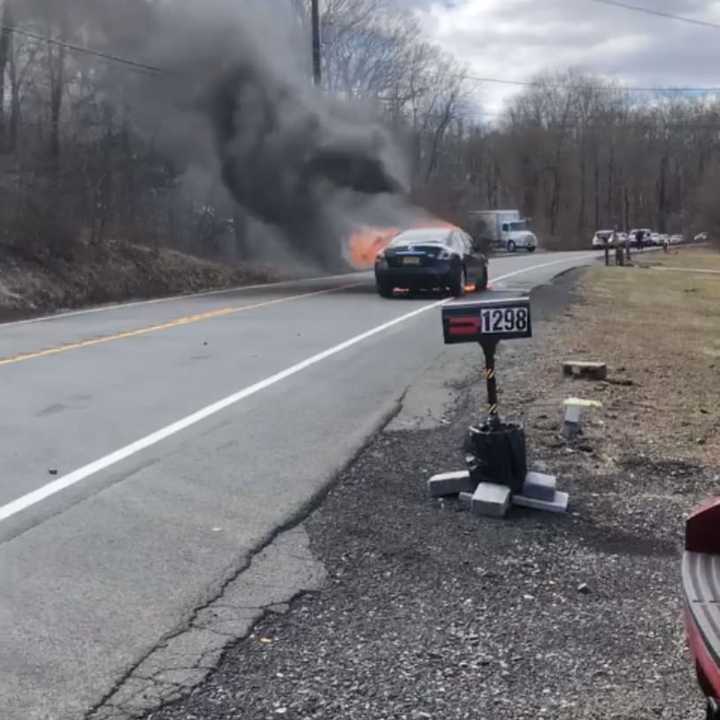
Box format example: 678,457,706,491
374,226,488,298
650,232,661,246
695,232,709,242
670,234,684,245
591,229,615,248
683,497,720,719
629,228,653,247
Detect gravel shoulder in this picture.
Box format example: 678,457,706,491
145,262,713,720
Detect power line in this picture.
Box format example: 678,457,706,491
588,0,720,30
1,23,166,74
4,17,719,100
469,111,720,129
466,75,720,94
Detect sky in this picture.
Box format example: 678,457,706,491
414,0,720,116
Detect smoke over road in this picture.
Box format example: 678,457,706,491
31,0,421,268
204,55,408,267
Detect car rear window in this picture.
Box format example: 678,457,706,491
390,229,450,246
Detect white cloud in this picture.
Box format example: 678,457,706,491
416,0,720,115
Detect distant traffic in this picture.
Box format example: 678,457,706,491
591,228,708,248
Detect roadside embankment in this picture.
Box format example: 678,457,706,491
0,242,275,322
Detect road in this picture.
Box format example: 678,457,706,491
0,250,599,719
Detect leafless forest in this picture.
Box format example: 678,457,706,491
0,0,718,267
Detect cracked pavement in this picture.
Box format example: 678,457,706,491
90,526,326,720
0,254,603,719
138,270,705,720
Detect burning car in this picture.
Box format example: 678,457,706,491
683,497,720,719
373,227,488,298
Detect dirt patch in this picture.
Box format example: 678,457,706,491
0,241,277,322
555,247,720,465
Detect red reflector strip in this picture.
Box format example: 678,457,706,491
448,316,481,336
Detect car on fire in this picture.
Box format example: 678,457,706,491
683,497,720,719
374,227,488,298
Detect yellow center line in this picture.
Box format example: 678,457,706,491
0,283,362,367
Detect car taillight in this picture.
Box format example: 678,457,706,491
687,497,720,554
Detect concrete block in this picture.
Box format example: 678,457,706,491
564,404,583,424
471,482,511,518
428,470,477,498
523,472,557,501
513,491,569,514
563,361,607,381
458,492,473,510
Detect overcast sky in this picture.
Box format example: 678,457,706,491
414,0,720,116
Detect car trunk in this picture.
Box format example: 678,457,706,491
683,498,720,699
386,244,446,268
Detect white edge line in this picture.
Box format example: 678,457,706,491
491,253,599,284
0,270,372,328
0,298,446,522
0,252,599,523
0,252,599,328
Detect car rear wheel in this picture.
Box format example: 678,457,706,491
376,281,393,298
507,240,516,253
451,267,466,298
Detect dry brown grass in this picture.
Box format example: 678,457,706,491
566,247,720,464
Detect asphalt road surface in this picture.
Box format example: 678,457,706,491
0,250,599,720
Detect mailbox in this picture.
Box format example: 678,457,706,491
440,291,533,495
442,293,532,345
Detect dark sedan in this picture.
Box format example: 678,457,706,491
374,227,488,298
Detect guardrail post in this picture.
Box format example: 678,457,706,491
615,245,624,266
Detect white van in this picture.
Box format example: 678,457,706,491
469,210,538,253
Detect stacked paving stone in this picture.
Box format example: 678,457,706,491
427,469,569,518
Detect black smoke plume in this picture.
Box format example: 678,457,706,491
30,0,418,268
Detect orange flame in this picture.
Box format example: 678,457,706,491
346,219,458,270
347,227,399,269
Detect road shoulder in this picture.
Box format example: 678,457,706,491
111,255,715,719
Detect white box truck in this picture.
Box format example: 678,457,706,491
468,210,538,253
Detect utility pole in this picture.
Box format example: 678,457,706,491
311,0,321,86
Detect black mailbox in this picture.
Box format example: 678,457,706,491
442,293,532,345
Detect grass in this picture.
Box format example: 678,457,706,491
641,245,720,271
568,247,720,463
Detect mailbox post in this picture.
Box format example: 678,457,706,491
481,338,500,430
443,293,532,426
442,293,532,492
